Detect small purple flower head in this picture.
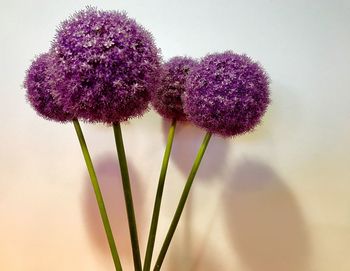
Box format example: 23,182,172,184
24,53,74,122
184,51,270,137
51,7,162,123
152,57,198,121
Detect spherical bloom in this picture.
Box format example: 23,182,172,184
184,51,270,137
24,53,74,122
51,7,162,123
152,57,198,121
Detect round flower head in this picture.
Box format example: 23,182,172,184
24,53,74,122
184,52,270,137
152,57,198,121
51,7,162,123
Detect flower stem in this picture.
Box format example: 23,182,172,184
113,123,142,271
153,132,212,271
73,120,123,271
143,119,177,271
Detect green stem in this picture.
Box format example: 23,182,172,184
143,119,177,271
153,132,212,271
73,120,122,271
113,123,142,271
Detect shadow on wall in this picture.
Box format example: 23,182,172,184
162,119,229,182
81,154,144,264
223,160,310,271
166,238,224,271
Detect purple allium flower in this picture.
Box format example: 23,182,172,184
24,53,74,122
184,52,270,137
51,7,162,123
152,57,198,121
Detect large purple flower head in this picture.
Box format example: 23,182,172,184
51,7,162,123
24,53,74,122
184,52,270,137
152,57,198,121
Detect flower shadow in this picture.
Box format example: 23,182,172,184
166,240,224,271
81,154,144,265
162,119,229,182
222,159,310,271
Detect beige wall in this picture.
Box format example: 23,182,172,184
1,0,349,270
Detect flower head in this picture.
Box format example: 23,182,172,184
51,7,162,123
152,57,198,121
24,53,74,122
184,51,270,137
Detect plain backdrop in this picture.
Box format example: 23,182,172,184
0,0,349,270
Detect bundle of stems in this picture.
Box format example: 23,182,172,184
74,119,211,271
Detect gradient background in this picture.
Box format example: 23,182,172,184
1,0,350,270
